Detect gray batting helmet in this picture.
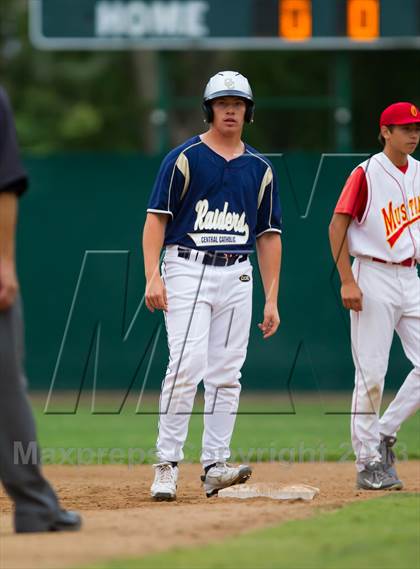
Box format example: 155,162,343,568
202,71,255,124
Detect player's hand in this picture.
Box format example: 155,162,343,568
258,301,280,339
0,261,19,311
341,280,363,312
145,275,168,313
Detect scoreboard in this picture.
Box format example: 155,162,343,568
30,0,420,50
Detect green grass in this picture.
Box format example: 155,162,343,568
90,495,420,569
31,392,420,465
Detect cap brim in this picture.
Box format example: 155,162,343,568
381,117,420,126
204,90,253,102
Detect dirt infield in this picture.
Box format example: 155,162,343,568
1,461,419,569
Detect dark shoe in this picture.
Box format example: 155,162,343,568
50,510,82,532
15,509,82,533
201,463,252,497
357,461,403,491
379,435,402,482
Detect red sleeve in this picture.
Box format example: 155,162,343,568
334,167,368,222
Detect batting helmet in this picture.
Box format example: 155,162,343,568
202,71,255,124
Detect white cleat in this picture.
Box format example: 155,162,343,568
201,462,252,497
151,462,178,501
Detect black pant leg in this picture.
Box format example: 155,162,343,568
0,297,60,531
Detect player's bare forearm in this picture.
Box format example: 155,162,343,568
329,213,363,311
256,232,281,302
142,212,169,312
0,192,19,309
142,213,167,280
256,232,282,338
328,213,354,284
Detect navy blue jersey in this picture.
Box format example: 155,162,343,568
147,136,282,252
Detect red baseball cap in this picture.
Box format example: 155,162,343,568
380,102,420,127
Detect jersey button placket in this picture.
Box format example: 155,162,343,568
222,167,228,187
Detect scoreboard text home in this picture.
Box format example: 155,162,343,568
30,0,420,49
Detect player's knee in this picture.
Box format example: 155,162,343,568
355,370,384,408
204,376,242,393
356,357,387,384
411,364,420,376
168,346,207,371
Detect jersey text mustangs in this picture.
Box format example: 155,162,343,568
381,195,420,247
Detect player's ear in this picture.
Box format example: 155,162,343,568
381,125,391,140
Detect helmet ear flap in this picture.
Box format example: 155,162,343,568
245,102,255,124
202,101,213,123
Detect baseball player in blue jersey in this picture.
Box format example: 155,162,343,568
142,71,283,500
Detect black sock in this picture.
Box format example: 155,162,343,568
204,463,217,474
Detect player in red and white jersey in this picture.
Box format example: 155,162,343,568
329,102,420,490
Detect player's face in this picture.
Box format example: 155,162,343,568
211,97,247,134
383,123,420,154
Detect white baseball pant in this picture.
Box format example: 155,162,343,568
350,257,420,471
156,246,253,467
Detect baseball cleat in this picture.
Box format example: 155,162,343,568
379,435,403,486
15,510,82,533
49,510,82,532
356,461,403,491
201,462,252,497
151,462,178,501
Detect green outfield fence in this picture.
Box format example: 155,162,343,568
18,152,415,392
